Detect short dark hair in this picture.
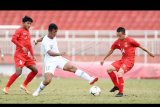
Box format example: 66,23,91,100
48,23,58,31
117,27,125,34
22,16,33,23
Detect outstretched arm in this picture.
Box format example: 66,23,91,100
47,50,65,57
100,49,114,66
34,36,44,45
139,46,155,57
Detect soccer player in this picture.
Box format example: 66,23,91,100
2,16,38,94
32,23,98,96
100,27,154,97
0,48,4,60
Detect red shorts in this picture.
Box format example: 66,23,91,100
111,59,134,73
14,55,36,68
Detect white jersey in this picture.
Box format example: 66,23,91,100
41,35,60,62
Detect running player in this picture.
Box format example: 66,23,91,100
2,16,38,94
32,23,98,96
100,27,154,97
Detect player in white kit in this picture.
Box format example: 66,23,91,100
32,23,98,96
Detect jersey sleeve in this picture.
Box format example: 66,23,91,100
111,40,118,50
129,38,140,47
11,29,23,48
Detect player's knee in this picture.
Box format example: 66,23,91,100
66,65,77,73
107,67,113,73
32,68,38,73
71,66,77,73
117,71,124,77
15,72,22,76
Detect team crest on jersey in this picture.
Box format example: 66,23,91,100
124,42,128,48
122,64,126,68
23,32,28,39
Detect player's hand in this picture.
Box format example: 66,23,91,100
148,52,155,57
60,52,66,56
33,40,38,45
1,54,4,61
32,56,36,61
100,60,104,66
22,47,28,54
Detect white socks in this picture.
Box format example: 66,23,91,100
75,69,91,81
35,81,45,93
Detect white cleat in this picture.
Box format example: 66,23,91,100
89,77,98,85
32,91,39,97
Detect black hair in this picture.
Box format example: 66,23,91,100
22,16,33,23
117,27,125,34
48,23,58,31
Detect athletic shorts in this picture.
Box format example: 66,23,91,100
14,55,36,68
111,59,134,73
44,56,69,75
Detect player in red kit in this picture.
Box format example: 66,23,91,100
100,27,154,97
2,16,38,94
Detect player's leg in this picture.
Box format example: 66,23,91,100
107,60,122,92
32,62,56,96
2,67,22,94
115,61,134,97
115,68,125,97
61,59,98,85
20,65,38,94
32,72,53,96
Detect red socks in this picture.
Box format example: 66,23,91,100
118,77,124,93
23,71,37,86
6,73,19,88
108,71,124,93
108,71,119,87
5,71,37,88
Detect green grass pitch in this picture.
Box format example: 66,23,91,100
0,76,160,104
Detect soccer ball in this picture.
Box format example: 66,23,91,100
89,86,101,96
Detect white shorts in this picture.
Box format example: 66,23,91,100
44,56,69,75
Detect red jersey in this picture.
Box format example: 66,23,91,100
111,37,140,61
12,27,34,59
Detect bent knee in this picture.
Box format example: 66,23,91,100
107,66,116,73
65,65,77,73
33,68,38,73
15,72,22,76
117,69,124,77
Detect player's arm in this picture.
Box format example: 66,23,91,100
11,31,28,54
47,50,65,57
34,36,44,45
100,49,114,66
138,46,155,57
130,38,154,57
28,44,36,61
11,32,23,48
100,40,117,66
44,42,65,57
